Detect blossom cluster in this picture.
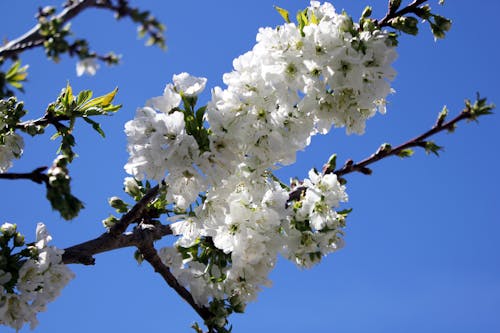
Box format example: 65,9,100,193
0,223,74,331
124,1,397,319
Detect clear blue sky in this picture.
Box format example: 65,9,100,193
1,1,499,332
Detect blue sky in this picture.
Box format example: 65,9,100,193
1,1,499,332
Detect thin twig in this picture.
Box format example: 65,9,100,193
376,0,428,27
0,167,48,184
16,111,69,130
0,0,100,59
0,0,164,60
288,106,478,202
333,108,469,177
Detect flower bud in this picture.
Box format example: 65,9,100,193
0,223,16,237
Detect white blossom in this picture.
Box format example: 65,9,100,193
76,58,99,76
173,72,207,96
0,133,24,173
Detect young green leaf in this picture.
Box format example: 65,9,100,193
424,141,443,156
76,90,92,108
397,148,414,158
82,117,105,138
82,87,118,110
274,6,290,23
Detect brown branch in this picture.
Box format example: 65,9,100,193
333,108,470,177
0,166,48,184
62,184,213,325
376,0,428,28
108,184,160,236
287,103,487,202
0,0,100,59
16,111,70,136
137,237,213,322
62,184,162,264
62,223,171,265
0,0,164,60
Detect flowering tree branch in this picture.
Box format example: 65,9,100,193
371,0,451,39
331,96,494,178
289,96,494,202
377,0,428,28
0,1,492,332
0,0,98,59
0,0,164,62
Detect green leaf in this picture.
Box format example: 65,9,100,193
391,16,419,35
397,148,414,158
50,132,61,140
62,82,74,109
274,6,290,23
337,208,352,216
82,87,118,110
8,81,23,89
101,104,122,113
309,11,318,25
76,90,92,107
5,60,29,92
296,9,308,36
5,61,20,79
424,141,443,156
82,117,105,138
466,94,495,121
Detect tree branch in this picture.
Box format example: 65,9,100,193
62,223,171,265
62,184,162,265
108,184,160,237
0,0,100,59
137,238,213,323
376,0,428,28
0,0,165,60
0,167,48,184
288,100,492,202
333,106,472,177
61,183,213,324
16,111,69,130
